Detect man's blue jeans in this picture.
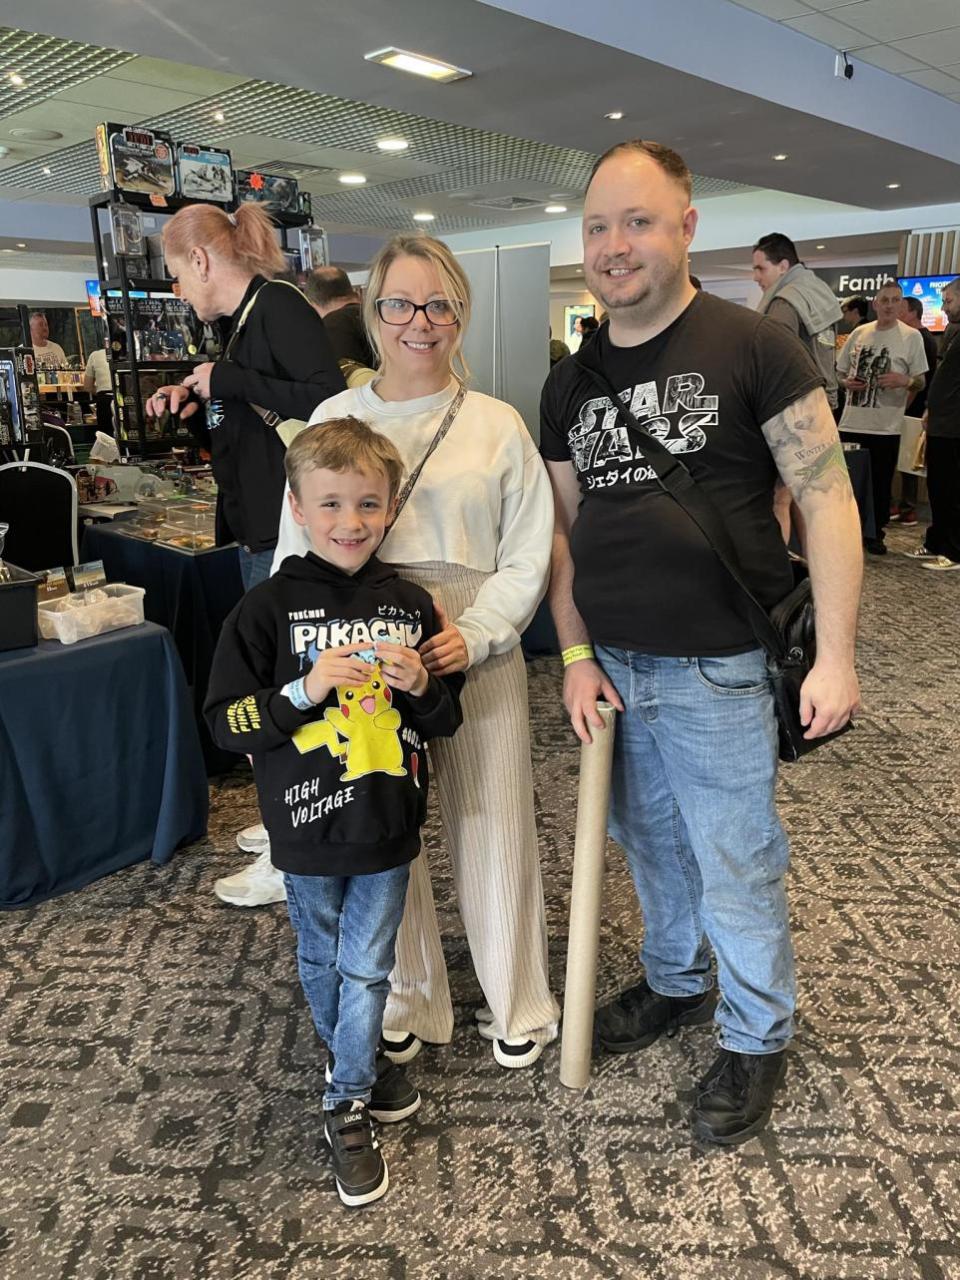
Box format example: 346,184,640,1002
597,646,795,1055
284,865,411,1108
238,547,275,592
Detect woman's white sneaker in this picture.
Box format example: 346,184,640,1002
213,850,286,906
380,1029,423,1063
476,1018,544,1068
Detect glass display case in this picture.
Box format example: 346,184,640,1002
122,493,217,553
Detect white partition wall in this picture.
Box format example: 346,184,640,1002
455,243,550,443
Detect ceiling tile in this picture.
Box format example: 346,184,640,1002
891,27,960,65
782,12,872,47
852,44,930,73
729,0,814,18
107,58,248,96
900,67,960,92
54,78,202,115
831,0,960,43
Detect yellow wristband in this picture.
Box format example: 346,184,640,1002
562,644,595,667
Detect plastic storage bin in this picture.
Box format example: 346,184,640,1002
38,584,146,645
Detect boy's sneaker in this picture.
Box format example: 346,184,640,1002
236,822,269,853
213,850,286,907
324,1101,388,1207
325,1053,421,1123
380,1028,422,1063
903,545,938,560
691,1048,787,1146
595,980,717,1053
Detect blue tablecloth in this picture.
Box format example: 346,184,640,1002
79,525,243,773
0,622,208,909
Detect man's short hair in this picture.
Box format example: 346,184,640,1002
942,276,960,297
877,280,902,295
303,266,356,309
843,296,869,318
285,416,405,503
902,296,923,319
586,139,692,202
753,233,799,268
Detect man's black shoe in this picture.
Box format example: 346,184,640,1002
691,1047,787,1146
325,1051,421,1124
324,1100,389,1207
595,979,716,1053
864,536,888,556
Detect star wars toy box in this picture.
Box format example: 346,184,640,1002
176,143,234,204
96,123,177,199
236,168,301,216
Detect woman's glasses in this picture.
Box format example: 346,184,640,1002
376,298,459,326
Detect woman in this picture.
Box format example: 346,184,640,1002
145,202,344,590
270,234,560,1067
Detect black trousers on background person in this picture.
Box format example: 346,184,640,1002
94,391,116,437
925,436,960,563
840,431,901,545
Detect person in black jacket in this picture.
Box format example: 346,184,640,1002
204,417,462,1207
146,202,345,588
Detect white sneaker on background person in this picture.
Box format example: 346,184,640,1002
236,822,270,853
214,850,286,906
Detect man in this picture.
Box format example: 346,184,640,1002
752,233,843,409
907,276,960,571
541,140,861,1145
29,311,67,369
303,266,376,372
893,295,939,525
82,338,116,437
839,296,869,334
836,281,927,554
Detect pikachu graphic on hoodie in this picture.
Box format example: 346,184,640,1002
293,661,406,782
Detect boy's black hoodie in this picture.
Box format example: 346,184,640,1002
204,552,463,876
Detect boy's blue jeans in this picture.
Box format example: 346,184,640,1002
597,645,795,1055
284,865,411,1108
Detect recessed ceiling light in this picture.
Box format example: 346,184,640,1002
575,267,583,273
816,244,825,249
16,242,25,248
413,211,435,222
1,248,14,254
365,47,471,83
8,73,25,87
338,172,367,185
544,204,568,214
9,127,62,141
213,110,225,123
772,153,788,161
604,111,624,121
886,181,901,189
376,137,409,152
41,165,51,175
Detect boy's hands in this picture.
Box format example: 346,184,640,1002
304,643,374,705
375,643,429,697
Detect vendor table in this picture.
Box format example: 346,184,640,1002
0,622,207,909
79,524,243,773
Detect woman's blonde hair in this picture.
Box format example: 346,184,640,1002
362,234,472,384
162,202,287,278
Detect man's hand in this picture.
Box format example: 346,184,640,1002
420,602,469,675
182,362,216,402
798,657,860,740
563,658,624,745
842,376,866,392
304,644,373,706
146,383,200,420
375,642,429,697
877,371,910,390
922,410,928,433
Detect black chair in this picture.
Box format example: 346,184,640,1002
40,423,75,467
0,461,78,570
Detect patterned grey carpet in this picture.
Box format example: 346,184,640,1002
2,523,958,1280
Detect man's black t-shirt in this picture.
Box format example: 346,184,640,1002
540,292,824,656
926,328,960,439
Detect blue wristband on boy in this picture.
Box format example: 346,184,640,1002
282,677,315,712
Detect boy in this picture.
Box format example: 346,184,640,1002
205,418,463,1207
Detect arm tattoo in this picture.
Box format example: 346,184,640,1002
761,390,855,505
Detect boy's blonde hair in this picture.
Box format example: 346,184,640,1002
285,417,405,501
362,233,472,384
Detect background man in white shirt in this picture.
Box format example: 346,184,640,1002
28,311,67,369
836,280,927,555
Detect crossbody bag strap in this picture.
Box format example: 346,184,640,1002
391,385,467,525
575,356,785,658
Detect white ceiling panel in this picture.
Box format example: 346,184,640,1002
54,78,202,115
724,0,813,18
783,12,868,46
853,44,929,74
901,68,960,94
107,58,249,96
890,29,960,67
831,0,960,44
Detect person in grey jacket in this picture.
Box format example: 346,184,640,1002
753,233,843,409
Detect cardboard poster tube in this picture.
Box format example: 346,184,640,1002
559,701,616,1090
